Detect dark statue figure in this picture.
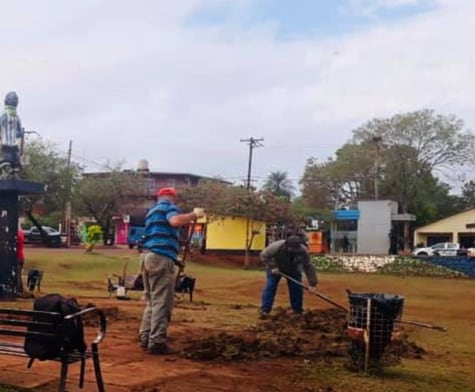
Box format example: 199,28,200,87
0,90,44,300
0,91,23,178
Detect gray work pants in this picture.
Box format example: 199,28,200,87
139,252,176,346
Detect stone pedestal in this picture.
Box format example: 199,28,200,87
0,179,44,301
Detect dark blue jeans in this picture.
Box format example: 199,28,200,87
261,270,303,314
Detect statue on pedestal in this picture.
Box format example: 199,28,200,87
0,92,23,178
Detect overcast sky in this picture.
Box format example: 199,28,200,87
2,0,474,189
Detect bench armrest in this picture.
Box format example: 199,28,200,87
64,307,107,345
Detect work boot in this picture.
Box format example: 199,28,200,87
147,343,179,355
258,309,270,320
140,339,148,351
139,334,149,351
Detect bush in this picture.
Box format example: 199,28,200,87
84,225,103,252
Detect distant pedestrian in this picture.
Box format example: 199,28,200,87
138,187,204,355
342,234,350,253
260,235,318,316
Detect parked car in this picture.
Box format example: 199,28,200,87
23,226,61,248
412,242,472,257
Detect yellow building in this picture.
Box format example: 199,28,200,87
204,215,266,252
414,209,475,248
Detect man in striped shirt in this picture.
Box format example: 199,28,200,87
0,91,23,176
139,187,204,355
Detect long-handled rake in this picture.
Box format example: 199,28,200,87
277,271,448,332
277,271,348,312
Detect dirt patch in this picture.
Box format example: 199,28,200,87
182,308,349,361
181,307,425,368
385,333,427,360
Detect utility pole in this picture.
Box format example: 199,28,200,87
241,137,264,190
65,140,72,247
240,137,264,268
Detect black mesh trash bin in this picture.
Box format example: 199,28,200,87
347,293,404,370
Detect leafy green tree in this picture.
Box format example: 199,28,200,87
352,109,475,178
403,175,462,226
20,138,82,216
301,110,475,223
177,181,298,267
300,143,374,210
177,181,296,225
262,171,295,200
18,138,82,245
300,158,338,210
74,169,133,245
460,180,475,209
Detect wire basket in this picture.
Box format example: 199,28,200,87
347,293,404,371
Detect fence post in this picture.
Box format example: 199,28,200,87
364,297,372,373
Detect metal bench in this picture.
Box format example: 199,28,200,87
0,306,107,392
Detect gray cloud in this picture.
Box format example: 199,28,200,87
2,0,474,190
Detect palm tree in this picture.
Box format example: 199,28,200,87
262,171,295,200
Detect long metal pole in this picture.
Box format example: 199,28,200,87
395,319,447,332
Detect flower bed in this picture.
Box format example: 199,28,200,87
311,255,468,278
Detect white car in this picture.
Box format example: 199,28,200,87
412,242,460,257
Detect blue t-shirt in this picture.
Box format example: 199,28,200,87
142,199,181,261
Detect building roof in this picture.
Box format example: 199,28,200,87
83,170,230,184
415,208,475,231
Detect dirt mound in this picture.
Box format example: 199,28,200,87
385,333,426,360
346,333,426,372
182,308,349,361
181,308,426,366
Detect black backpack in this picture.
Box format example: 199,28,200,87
24,294,87,361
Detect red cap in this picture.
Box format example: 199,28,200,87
156,187,177,198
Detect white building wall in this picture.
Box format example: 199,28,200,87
357,200,396,254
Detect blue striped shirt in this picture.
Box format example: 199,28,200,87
142,199,181,261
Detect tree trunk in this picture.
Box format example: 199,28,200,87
244,215,251,269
